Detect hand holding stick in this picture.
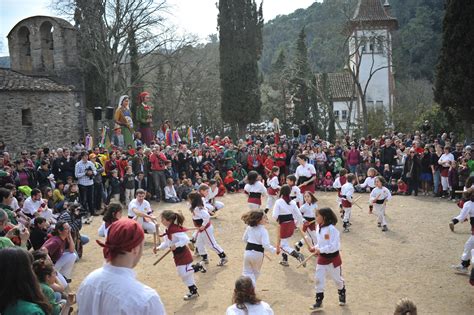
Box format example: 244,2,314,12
296,251,317,268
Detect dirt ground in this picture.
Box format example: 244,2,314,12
70,192,474,314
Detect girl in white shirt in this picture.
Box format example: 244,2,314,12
241,211,276,286
156,210,206,300
226,276,274,315
98,203,123,238
310,207,346,310
244,171,267,210
189,192,228,266
295,191,318,252
265,166,280,213
272,185,304,266
369,176,392,231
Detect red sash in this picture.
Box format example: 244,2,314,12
267,187,279,196
300,182,315,193
173,246,193,266
341,199,352,208
317,252,342,267
279,220,296,238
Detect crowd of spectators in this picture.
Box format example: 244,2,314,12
0,127,473,313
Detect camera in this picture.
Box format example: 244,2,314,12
85,166,94,179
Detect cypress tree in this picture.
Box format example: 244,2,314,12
434,0,474,141
218,0,263,136
290,28,312,127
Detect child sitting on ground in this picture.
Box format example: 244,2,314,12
224,170,239,193
164,178,181,203
397,179,408,195
321,172,334,191
177,178,193,200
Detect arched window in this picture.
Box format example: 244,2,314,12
18,26,31,57
40,21,54,71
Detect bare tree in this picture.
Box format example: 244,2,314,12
341,1,396,135
52,0,176,105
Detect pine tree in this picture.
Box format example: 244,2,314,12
434,0,474,141
218,0,263,137
290,28,312,127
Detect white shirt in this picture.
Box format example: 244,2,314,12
333,176,342,189
22,196,42,216
77,264,166,315
272,199,303,226
438,153,454,168
369,186,392,203
315,225,340,254
290,185,303,204
300,202,318,219
266,176,280,190
242,225,276,254
164,186,177,199
295,163,316,180
207,186,219,200
157,230,189,251
244,182,267,195
359,176,376,189
453,200,474,222
128,199,152,218
192,206,211,227
98,222,109,238
226,302,274,315
341,182,354,202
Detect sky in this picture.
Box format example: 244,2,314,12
0,0,316,56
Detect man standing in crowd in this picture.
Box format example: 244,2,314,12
77,219,165,315
381,139,398,170
149,146,168,202
75,152,97,216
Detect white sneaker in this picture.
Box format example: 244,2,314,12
217,257,228,266
451,264,469,274
183,292,199,301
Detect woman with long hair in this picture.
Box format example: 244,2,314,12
0,247,52,315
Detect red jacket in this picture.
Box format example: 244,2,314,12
150,152,168,171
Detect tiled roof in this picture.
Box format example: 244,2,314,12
0,68,71,92
350,0,398,29
314,72,357,101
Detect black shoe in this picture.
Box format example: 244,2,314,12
338,287,346,305
65,278,72,284
310,292,324,310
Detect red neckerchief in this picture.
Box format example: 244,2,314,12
282,195,291,204
164,223,188,240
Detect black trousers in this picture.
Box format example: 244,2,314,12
407,177,418,196
93,182,103,211
79,184,95,215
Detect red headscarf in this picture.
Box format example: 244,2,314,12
96,219,144,260
138,92,150,104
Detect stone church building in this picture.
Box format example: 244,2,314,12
0,16,85,153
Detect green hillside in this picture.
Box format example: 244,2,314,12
261,0,444,81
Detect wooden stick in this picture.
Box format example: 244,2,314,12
153,249,171,266
264,252,272,261
276,224,281,255
352,195,363,209
297,227,313,251
296,252,317,269
455,190,464,194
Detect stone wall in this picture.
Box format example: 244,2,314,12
0,91,84,154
